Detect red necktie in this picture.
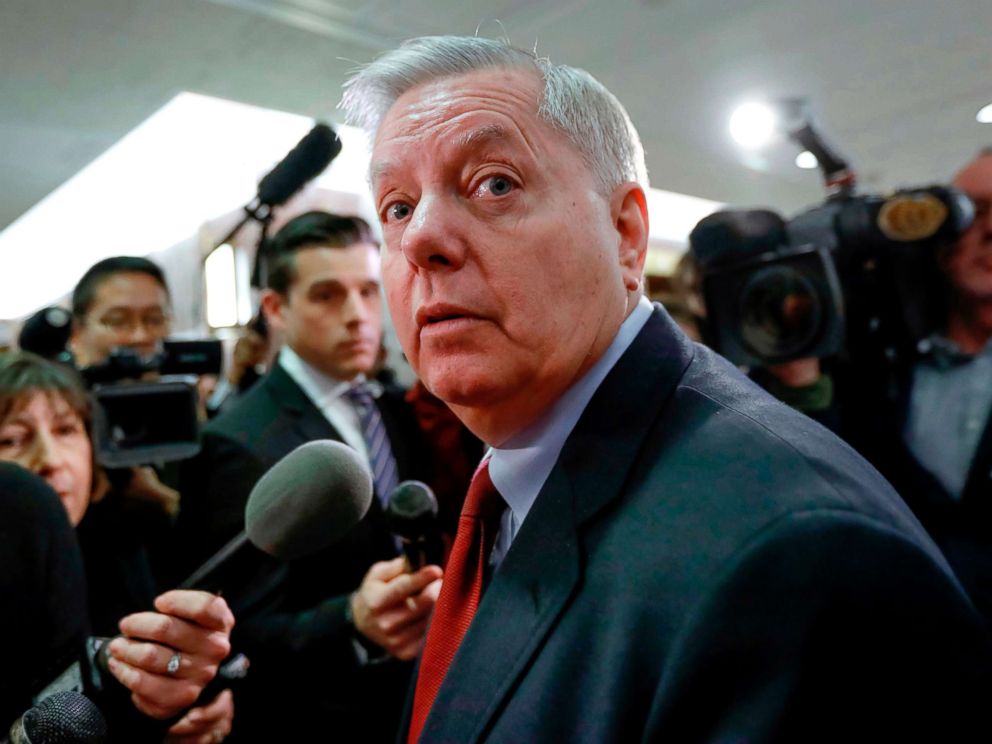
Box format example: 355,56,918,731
407,460,504,743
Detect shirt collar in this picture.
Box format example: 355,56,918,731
488,296,654,526
917,333,992,370
278,346,374,406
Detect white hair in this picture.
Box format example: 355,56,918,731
339,35,649,191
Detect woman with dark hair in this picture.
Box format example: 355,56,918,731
0,351,235,743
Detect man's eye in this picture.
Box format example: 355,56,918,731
387,202,412,221
477,176,515,197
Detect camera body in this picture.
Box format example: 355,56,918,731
81,340,222,468
689,186,973,368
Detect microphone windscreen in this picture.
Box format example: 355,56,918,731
256,123,342,207
244,440,373,561
17,691,107,744
385,481,438,538
17,307,72,360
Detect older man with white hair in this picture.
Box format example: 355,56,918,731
341,35,991,743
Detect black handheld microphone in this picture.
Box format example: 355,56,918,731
182,439,374,588
385,481,444,570
6,692,106,744
256,123,342,208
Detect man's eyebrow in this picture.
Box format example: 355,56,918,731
456,124,510,150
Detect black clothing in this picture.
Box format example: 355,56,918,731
0,463,88,728
176,363,429,742
408,306,992,743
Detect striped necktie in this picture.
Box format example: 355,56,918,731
344,383,400,505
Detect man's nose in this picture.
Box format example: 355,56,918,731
342,290,371,324
398,194,467,270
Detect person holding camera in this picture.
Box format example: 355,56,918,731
69,255,183,517
0,351,235,742
860,149,992,620
723,149,992,620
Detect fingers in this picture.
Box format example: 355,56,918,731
154,591,235,633
110,593,234,721
368,564,443,610
107,639,193,678
105,657,203,719
352,564,443,657
166,690,234,741
117,612,231,665
364,556,408,583
386,617,432,661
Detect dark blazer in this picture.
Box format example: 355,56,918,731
177,362,429,743
413,306,992,743
835,357,992,624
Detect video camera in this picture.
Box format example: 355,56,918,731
689,188,973,368
80,340,222,468
18,307,221,467
687,103,974,371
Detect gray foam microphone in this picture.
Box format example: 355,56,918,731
245,440,373,560
180,440,373,588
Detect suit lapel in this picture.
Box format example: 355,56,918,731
264,364,346,445
422,305,695,742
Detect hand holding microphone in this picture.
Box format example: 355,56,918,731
347,481,447,660
102,591,234,721
103,440,372,720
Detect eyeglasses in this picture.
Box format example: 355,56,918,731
92,311,171,334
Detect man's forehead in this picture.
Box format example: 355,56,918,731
92,272,168,307
370,68,546,166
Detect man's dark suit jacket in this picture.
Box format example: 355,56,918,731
176,362,428,743
412,305,992,743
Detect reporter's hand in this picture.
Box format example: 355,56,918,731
165,689,234,744
351,556,442,661
105,590,234,719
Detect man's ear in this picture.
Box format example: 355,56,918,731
68,319,86,366
259,289,285,331
611,182,649,292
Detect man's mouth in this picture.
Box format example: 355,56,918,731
416,303,483,329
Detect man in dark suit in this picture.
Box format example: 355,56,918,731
177,212,441,741
340,36,992,742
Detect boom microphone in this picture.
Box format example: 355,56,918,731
385,481,444,570
181,440,374,588
6,691,106,744
256,123,342,208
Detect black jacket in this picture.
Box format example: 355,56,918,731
409,306,991,743
176,363,429,742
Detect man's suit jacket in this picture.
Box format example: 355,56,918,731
413,306,992,743
177,363,428,742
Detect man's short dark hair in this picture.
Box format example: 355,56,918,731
264,212,377,295
71,256,170,319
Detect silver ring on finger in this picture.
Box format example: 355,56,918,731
166,651,182,675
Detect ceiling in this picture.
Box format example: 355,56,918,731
2,0,991,235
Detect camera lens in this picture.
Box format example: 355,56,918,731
739,266,822,360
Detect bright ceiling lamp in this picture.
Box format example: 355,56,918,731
729,102,778,149
795,150,819,169
977,104,992,124
0,92,371,319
